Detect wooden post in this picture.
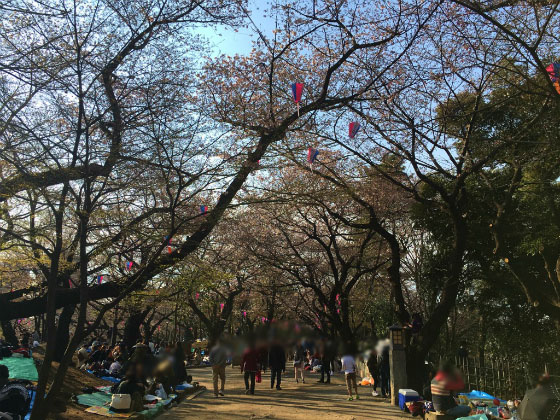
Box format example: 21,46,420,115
491,359,496,396
466,357,471,391
498,359,503,399
474,357,479,390
482,357,487,392
507,360,512,398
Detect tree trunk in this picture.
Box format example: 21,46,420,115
406,350,427,394
110,306,119,347
123,308,150,349
54,304,75,362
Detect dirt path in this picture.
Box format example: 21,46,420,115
160,367,410,420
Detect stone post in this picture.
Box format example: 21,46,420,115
389,324,407,406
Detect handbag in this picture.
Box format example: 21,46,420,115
110,394,131,412
255,370,262,383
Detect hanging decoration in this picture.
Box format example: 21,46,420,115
546,63,560,94
243,311,247,318
125,261,133,271
195,292,200,300
220,303,225,311
97,275,104,284
200,205,208,215
291,82,304,116
349,122,361,138
307,147,319,166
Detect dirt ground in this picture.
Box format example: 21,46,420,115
159,367,410,420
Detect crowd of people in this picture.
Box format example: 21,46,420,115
205,336,394,403
76,339,191,410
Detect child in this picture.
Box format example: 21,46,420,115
341,351,359,401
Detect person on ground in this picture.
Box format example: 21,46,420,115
209,339,228,397
268,340,286,390
109,357,123,377
379,342,390,398
430,361,471,418
241,342,260,395
0,365,31,419
367,349,379,396
317,338,334,384
115,363,145,412
172,342,188,384
293,342,306,383
341,345,359,401
0,365,8,388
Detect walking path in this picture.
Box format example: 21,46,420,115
160,367,409,420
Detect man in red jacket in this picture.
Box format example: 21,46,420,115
241,343,260,395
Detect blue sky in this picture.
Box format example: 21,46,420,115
195,0,274,56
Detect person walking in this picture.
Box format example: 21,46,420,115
341,346,359,401
317,338,333,384
293,342,306,383
209,339,228,397
367,349,379,396
268,340,286,390
379,342,391,398
241,342,260,395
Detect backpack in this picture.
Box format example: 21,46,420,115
0,383,31,417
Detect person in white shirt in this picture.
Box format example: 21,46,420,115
341,352,359,401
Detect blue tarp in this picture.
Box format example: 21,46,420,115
24,389,35,420
100,376,120,383
459,390,505,403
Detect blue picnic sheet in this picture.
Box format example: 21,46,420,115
24,389,35,420
459,390,506,403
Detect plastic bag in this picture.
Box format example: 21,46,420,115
155,384,167,400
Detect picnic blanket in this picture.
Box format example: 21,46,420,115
78,390,178,419
139,402,166,420
85,406,133,418
0,357,38,381
77,392,112,407
101,376,121,383
459,390,506,404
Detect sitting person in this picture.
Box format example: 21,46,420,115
77,345,89,367
109,357,123,377
0,365,31,419
114,363,145,412
89,344,107,364
431,362,471,418
150,358,176,395
172,343,188,385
